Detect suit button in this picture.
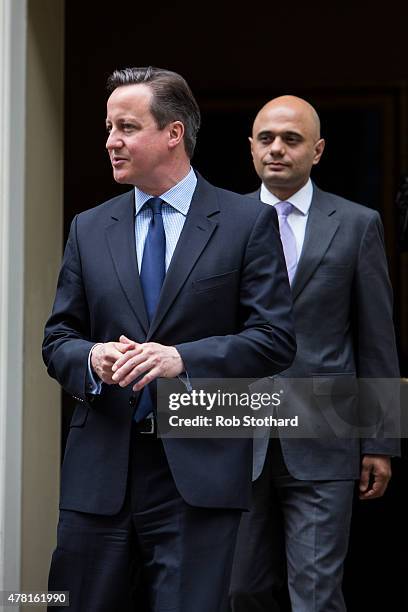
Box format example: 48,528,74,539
129,396,136,407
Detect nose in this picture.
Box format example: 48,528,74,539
269,136,285,156
106,129,123,151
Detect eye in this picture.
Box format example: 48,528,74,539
284,134,302,145
106,124,112,134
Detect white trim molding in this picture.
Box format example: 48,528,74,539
0,0,27,594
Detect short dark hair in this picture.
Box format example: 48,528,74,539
107,66,201,159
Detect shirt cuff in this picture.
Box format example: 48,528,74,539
87,343,103,395
177,370,192,392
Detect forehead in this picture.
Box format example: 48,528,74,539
106,83,153,117
253,105,313,137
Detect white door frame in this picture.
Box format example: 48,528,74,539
0,0,27,594
0,0,64,600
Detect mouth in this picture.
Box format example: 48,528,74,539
266,162,288,168
111,157,128,167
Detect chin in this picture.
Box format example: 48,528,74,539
113,172,128,184
263,174,288,185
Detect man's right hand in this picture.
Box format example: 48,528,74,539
90,341,136,385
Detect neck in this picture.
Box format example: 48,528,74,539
136,156,191,196
264,179,309,201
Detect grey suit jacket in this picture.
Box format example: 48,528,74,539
251,184,400,481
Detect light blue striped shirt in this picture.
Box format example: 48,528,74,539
87,168,197,392
135,167,197,271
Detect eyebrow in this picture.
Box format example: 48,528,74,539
257,130,302,139
106,115,138,123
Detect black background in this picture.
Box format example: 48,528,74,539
63,2,408,609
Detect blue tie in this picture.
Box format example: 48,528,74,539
134,197,166,422
140,197,166,322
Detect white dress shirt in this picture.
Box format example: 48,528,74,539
260,178,313,264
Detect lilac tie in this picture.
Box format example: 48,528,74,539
275,201,297,284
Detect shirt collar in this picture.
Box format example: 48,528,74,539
260,178,313,215
134,167,197,216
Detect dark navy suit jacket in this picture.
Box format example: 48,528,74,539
43,175,296,515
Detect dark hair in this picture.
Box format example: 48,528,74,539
107,66,201,158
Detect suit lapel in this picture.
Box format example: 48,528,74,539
291,186,339,301
253,184,340,302
147,176,219,339
105,190,149,334
248,188,261,200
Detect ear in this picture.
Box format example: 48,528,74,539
168,121,185,150
312,138,325,166
248,136,254,157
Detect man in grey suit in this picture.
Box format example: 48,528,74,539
230,96,400,611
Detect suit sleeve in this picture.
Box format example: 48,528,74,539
176,204,296,379
354,212,400,456
42,215,95,401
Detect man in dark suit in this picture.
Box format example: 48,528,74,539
230,96,400,611
42,68,296,611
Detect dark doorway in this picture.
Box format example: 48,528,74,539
63,1,408,610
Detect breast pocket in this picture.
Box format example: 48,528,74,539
313,264,351,277
191,269,239,293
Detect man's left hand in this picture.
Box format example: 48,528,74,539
111,334,184,391
359,455,392,500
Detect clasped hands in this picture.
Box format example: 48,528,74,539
91,335,184,391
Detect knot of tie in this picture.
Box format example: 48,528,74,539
146,196,163,216
275,201,293,217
